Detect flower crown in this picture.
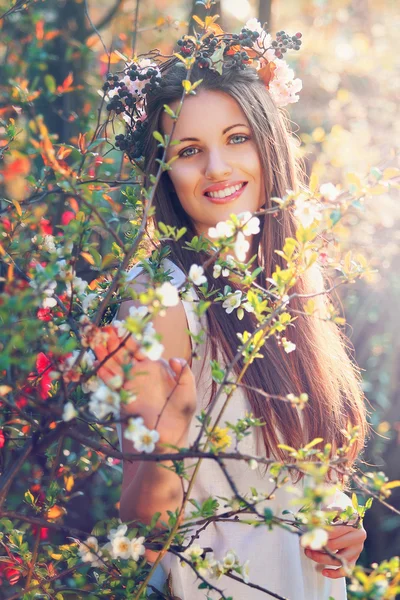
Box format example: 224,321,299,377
102,17,303,161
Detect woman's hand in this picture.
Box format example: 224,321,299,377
91,325,197,449
304,524,367,579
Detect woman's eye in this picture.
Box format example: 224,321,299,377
179,147,199,158
229,134,249,144
178,135,249,158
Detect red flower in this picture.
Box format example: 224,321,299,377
35,353,53,399
39,218,53,235
37,307,52,322
0,555,23,586
0,217,12,232
0,429,5,449
32,526,49,541
16,352,53,406
61,211,75,225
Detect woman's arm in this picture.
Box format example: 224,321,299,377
116,273,193,521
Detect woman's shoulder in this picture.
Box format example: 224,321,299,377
125,256,187,288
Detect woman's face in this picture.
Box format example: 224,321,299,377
161,89,265,238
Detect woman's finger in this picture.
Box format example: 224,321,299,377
104,326,147,361
304,545,360,567
326,528,366,553
321,547,359,578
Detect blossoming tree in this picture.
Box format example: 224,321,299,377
0,1,399,599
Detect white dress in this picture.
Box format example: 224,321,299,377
117,258,352,600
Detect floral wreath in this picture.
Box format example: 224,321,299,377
101,16,303,161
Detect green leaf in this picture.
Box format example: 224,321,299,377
176,227,187,241
24,490,35,505
158,222,168,235
303,438,324,451
210,42,226,75
44,74,57,94
152,131,164,145
163,104,176,119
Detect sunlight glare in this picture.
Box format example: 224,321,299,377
224,0,252,21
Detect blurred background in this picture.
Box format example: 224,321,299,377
1,0,399,571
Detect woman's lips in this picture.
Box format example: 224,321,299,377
204,182,248,204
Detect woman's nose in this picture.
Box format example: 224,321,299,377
204,149,233,180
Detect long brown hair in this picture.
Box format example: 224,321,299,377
141,60,368,474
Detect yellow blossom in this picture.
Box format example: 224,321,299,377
208,426,232,450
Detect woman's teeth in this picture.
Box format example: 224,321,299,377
206,182,246,199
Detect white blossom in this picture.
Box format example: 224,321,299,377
213,263,230,278
180,285,197,302
42,296,57,309
156,281,179,307
243,301,255,314
79,536,103,567
245,18,264,34
189,264,207,286
113,319,128,339
222,550,239,570
234,231,250,262
238,211,261,236
82,293,98,313
294,194,323,228
82,376,100,395
130,536,146,561
141,327,164,361
207,220,235,239
282,337,296,353
245,18,273,57
213,264,222,278
56,240,74,258
122,58,160,97
300,528,329,550
268,62,303,107
89,384,120,420
124,417,146,442
209,560,225,580
57,259,73,280
108,523,128,542
38,280,57,308
248,458,258,470
72,276,88,296
222,290,242,314
182,544,204,561
132,427,160,453
320,182,340,201
64,349,96,372
242,559,250,583
62,401,78,422
43,234,56,253
111,535,131,559
107,374,123,390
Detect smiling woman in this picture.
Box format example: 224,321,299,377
161,90,263,248
108,27,369,600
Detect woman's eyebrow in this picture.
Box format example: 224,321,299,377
174,123,249,144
